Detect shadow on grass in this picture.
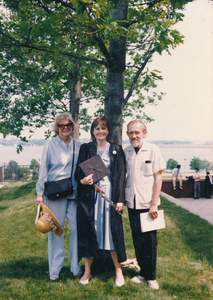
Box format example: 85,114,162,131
0,257,49,280
0,206,8,211
0,256,136,282
0,182,36,202
160,197,213,265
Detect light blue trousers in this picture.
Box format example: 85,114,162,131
194,182,200,198
45,198,81,278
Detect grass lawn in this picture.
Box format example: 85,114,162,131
162,171,208,179
0,182,213,300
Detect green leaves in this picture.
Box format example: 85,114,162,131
167,158,178,170
190,157,213,171
0,0,192,144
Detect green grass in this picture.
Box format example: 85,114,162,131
0,182,213,300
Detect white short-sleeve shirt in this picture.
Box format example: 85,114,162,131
124,141,166,209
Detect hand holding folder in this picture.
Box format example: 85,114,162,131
140,210,166,233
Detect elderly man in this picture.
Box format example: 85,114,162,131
124,119,166,290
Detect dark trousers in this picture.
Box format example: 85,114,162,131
128,208,157,281
205,184,212,198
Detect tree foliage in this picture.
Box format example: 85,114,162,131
166,158,178,170
0,0,193,144
201,159,213,171
30,159,40,180
190,157,213,171
4,160,18,180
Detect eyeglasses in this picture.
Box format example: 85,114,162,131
58,123,73,130
127,131,141,136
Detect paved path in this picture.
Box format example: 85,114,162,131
161,191,213,225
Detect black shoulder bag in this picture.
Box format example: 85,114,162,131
44,140,75,200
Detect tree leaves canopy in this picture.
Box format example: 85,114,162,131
0,0,192,142
166,158,178,170
190,157,213,171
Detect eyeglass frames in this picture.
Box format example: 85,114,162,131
58,123,73,130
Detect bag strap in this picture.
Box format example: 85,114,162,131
70,139,75,178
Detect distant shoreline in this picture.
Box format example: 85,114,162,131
157,144,213,148
0,138,213,148
1,143,212,170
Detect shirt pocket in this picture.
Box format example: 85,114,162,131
143,161,153,176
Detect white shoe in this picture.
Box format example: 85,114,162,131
80,275,91,285
147,279,159,290
131,275,144,284
50,275,59,281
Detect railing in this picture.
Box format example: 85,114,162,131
1,164,39,182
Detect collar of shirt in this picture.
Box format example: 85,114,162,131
56,135,73,151
128,141,149,154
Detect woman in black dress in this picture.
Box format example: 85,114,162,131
75,116,126,287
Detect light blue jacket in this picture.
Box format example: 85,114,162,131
36,135,81,199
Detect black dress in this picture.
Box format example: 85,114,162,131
75,142,127,263
204,175,212,198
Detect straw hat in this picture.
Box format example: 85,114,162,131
35,204,63,237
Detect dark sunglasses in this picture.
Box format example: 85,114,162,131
58,123,73,130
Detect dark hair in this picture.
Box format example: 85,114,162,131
195,168,199,171
90,116,110,143
177,164,181,168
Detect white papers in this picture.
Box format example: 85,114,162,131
140,210,165,233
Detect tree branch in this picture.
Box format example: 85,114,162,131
92,32,111,62
124,48,155,105
0,31,107,66
146,0,163,8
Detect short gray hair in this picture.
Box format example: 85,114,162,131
53,112,75,134
127,119,147,132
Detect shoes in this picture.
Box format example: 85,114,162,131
50,275,59,281
115,277,125,287
147,280,159,290
80,275,91,285
173,187,176,190
131,275,144,284
180,186,183,189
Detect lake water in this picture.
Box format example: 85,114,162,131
0,143,213,172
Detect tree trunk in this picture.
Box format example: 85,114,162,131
70,63,81,140
105,66,125,145
104,0,128,145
